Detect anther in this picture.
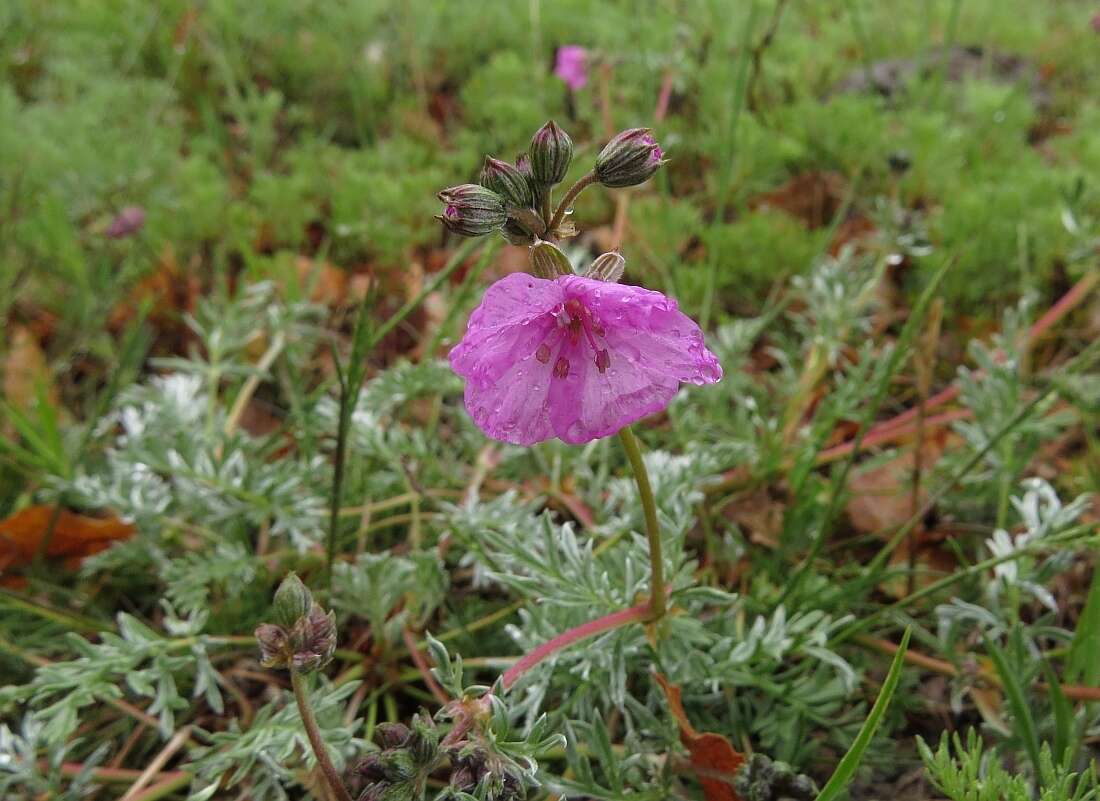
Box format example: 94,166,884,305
536,343,551,363
553,357,570,378
594,349,611,373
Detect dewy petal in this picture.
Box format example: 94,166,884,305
449,273,563,386
548,337,679,444
450,272,721,446
558,276,723,385
462,350,555,445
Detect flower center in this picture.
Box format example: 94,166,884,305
534,296,611,378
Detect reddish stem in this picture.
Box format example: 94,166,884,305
866,270,1098,438
502,602,649,690
708,270,1098,494
816,408,972,464
654,70,674,122
403,626,450,705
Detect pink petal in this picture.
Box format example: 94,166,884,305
449,273,563,386
449,273,722,446
554,46,589,91
559,276,723,385
548,337,679,444
462,350,555,445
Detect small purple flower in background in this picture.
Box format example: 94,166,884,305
554,46,589,91
450,273,721,445
105,206,146,239
1092,10,1100,32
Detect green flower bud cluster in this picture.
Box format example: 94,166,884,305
254,573,337,674
355,718,441,801
732,753,818,801
435,119,666,248
352,705,529,801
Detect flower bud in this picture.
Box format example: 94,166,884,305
272,572,312,628
586,251,625,283
105,205,146,239
375,722,411,750
406,717,439,767
289,603,337,672
437,184,507,237
528,121,573,186
530,240,574,280
479,156,534,209
515,153,533,180
501,220,536,246
357,753,388,782
594,128,666,188
255,623,290,668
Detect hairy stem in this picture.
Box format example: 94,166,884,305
540,187,553,231
291,670,354,801
548,172,596,233
511,206,547,238
618,425,666,620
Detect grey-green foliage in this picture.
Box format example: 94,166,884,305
0,610,222,746
187,679,364,801
66,284,329,550
333,551,448,646
448,447,859,775
948,298,1071,517
936,479,1091,641
919,730,1099,801
0,717,109,801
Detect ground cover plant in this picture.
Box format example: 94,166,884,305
3,1,1100,799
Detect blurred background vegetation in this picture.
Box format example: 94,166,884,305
4,0,1100,362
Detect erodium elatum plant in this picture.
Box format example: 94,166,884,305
444,120,718,624
247,120,739,801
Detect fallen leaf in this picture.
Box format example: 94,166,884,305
846,438,945,535
291,256,370,308
2,325,56,412
723,487,783,550
655,673,745,801
828,214,877,256
108,244,200,338
749,171,847,229
0,506,135,571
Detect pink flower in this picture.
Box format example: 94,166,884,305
105,206,146,239
554,46,588,91
449,273,722,445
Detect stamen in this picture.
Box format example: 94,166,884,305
535,343,551,363
594,349,611,373
553,357,570,378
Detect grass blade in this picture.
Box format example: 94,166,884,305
985,632,1041,781
816,626,911,801
1041,656,1073,768
1067,564,1100,686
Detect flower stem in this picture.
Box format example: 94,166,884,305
548,172,597,233
290,670,354,801
540,187,553,231
618,425,665,620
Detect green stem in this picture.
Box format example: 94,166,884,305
290,670,354,801
540,187,553,231
618,426,665,620
548,172,597,233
